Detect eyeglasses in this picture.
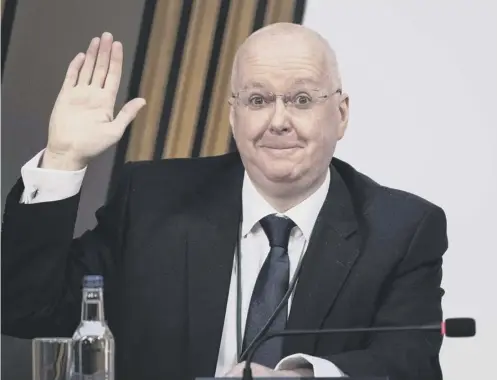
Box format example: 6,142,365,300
229,88,342,111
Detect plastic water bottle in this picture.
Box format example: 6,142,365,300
72,275,115,380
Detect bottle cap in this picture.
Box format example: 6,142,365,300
83,275,104,288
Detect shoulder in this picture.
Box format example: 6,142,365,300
123,152,241,186
125,151,240,176
112,152,242,205
332,158,448,263
332,157,446,228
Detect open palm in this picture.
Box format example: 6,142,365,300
46,32,145,167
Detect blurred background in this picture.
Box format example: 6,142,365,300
1,1,496,379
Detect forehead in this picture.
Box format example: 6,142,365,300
235,36,331,90
241,78,322,91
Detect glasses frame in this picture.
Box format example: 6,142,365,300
228,88,342,110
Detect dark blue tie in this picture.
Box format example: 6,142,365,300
242,214,296,367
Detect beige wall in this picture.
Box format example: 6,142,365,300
1,1,145,378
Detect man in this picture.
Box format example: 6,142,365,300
1,23,447,379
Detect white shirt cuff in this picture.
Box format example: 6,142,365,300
275,353,346,377
20,149,87,204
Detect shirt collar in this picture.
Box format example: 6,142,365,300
241,169,330,241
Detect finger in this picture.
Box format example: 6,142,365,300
249,363,271,376
104,41,123,98
62,53,86,89
112,98,147,130
91,32,114,88
77,37,100,85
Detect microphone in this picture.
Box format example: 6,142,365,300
242,318,476,380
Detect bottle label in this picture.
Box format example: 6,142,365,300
85,290,101,301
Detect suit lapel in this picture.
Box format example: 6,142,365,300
284,163,362,356
184,155,244,377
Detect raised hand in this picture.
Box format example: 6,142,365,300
42,32,146,170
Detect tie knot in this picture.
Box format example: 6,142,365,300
259,214,296,249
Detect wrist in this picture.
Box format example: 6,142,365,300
41,149,87,171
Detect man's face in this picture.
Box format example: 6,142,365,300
230,33,349,192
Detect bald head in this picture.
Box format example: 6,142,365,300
230,23,341,92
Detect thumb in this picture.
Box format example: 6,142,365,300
113,98,146,130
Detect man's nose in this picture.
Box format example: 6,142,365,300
269,98,291,134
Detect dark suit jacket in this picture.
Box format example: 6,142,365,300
1,152,448,380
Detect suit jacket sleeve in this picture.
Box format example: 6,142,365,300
1,162,134,338
324,206,447,380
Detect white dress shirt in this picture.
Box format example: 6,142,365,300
20,150,345,377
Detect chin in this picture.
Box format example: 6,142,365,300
260,163,302,183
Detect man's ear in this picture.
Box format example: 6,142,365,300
337,93,349,140
229,105,235,136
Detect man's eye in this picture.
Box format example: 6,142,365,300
249,95,266,106
294,94,312,105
